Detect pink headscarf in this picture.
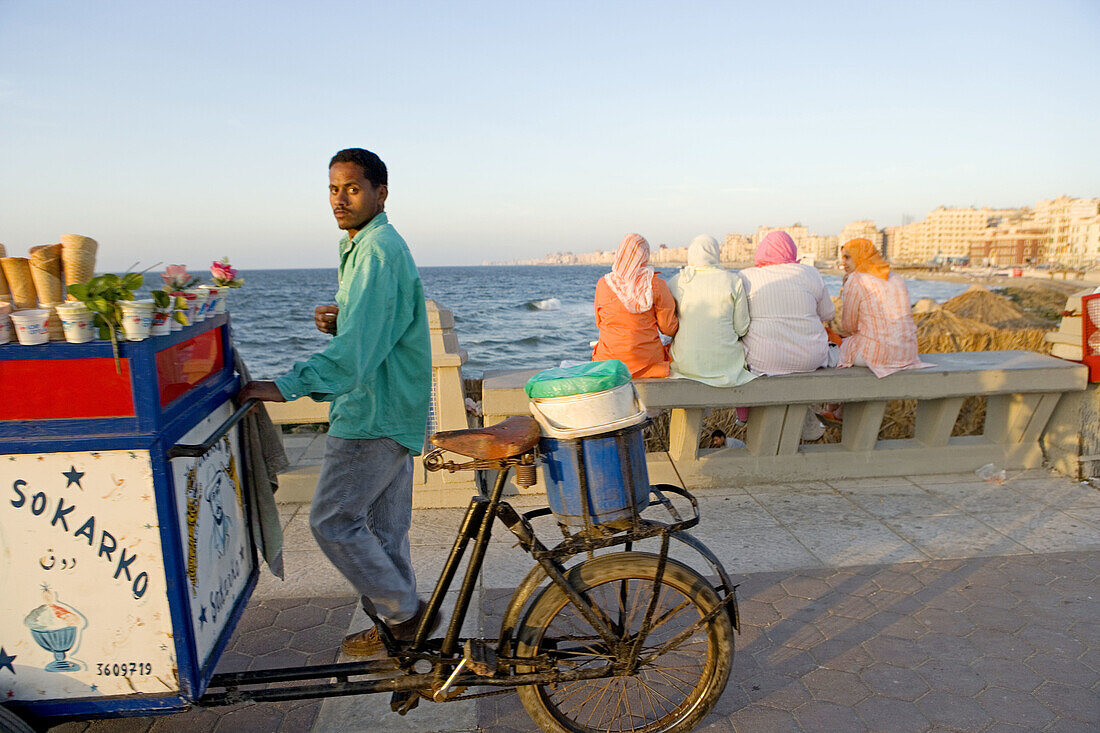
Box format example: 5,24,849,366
603,233,655,313
755,231,798,267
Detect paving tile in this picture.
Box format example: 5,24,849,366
694,494,780,528
859,663,930,701
974,509,1100,553
698,525,822,574
785,521,928,567
915,658,987,696
1065,506,1100,527
963,604,1028,633
791,700,867,731
920,480,1050,514
1025,652,1100,688
915,690,993,730
279,513,320,551
829,476,917,490
854,696,931,732
1006,480,1100,510
274,603,329,632
739,672,813,710
801,668,870,705
972,656,1043,692
861,637,930,668
813,641,875,673
727,705,803,733
976,686,1056,728
912,606,976,636
752,492,870,525
1032,681,1100,721
967,629,1036,660
842,489,961,520
882,515,1029,559
1017,624,1087,658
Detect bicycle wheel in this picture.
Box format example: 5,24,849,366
515,552,733,733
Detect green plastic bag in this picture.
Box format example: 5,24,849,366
524,360,632,399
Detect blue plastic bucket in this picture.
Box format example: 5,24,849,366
540,421,650,526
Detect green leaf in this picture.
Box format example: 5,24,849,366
91,298,111,313
151,290,170,307
101,273,121,288
173,311,190,325
122,272,144,290
67,284,91,301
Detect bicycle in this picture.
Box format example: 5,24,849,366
200,413,740,733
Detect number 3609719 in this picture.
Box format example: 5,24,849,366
97,662,152,676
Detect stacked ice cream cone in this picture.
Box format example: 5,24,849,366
60,235,98,298
1,256,37,310
30,244,64,305
0,235,99,315
0,243,10,304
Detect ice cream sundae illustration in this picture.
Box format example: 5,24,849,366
24,589,88,671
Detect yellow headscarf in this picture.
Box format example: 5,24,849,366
843,238,890,281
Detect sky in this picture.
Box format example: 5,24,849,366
1,0,1098,269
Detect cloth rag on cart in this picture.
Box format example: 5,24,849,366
235,351,288,578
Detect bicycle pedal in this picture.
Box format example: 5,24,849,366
390,690,420,715
464,639,498,676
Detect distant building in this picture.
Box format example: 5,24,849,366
1032,195,1100,266
839,221,885,258
890,206,1023,263
723,233,753,263
969,224,1046,266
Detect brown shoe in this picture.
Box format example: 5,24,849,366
341,601,441,658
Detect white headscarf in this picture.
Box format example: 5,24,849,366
679,235,722,282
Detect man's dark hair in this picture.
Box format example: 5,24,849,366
329,148,388,188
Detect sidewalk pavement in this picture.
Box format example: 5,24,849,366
50,469,1100,732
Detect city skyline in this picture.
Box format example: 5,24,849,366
1,1,1098,270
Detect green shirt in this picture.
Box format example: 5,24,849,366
274,212,431,454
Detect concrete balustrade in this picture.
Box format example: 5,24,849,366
482,351,1090,491
265,300,478,506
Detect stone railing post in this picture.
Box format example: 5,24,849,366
417,300,478,504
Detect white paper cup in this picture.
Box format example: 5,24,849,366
212,286,229,313
170,291,192,330
0,303,11,344
57,305,96,343
151,305,172,336
10,309,50,345
198,285,221,317
119,300,155,341
185,288,209,322
39,302,66,341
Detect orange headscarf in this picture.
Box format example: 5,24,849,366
843,238,890,281
603,234,655,313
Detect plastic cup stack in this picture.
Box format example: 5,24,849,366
119,300,155,341
10,309,50,345
0,302,12,344
55,302,96,343
185,288,209,322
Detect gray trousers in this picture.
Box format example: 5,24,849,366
309,435,418,624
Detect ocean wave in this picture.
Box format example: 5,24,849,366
524,297,561,311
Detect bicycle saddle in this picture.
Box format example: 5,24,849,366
430,415,540,459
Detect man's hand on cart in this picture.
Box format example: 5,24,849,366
314,304,339,335
239,381,287,403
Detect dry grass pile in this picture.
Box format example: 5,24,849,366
942,285,1046,329
992,285,1069,324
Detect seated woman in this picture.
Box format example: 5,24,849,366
837,238,928,377
593,233,678,378
739,231,836,375
666,235,755,386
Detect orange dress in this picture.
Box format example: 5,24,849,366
593,274,679,378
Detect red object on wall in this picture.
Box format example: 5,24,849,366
1082,294,1100,383
156,327,224,406
0,358,135,420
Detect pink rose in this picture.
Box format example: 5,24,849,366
210,261,237,282
162,264,194,289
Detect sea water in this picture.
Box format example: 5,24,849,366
141,265,969,379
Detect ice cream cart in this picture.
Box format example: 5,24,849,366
0,313,259,726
